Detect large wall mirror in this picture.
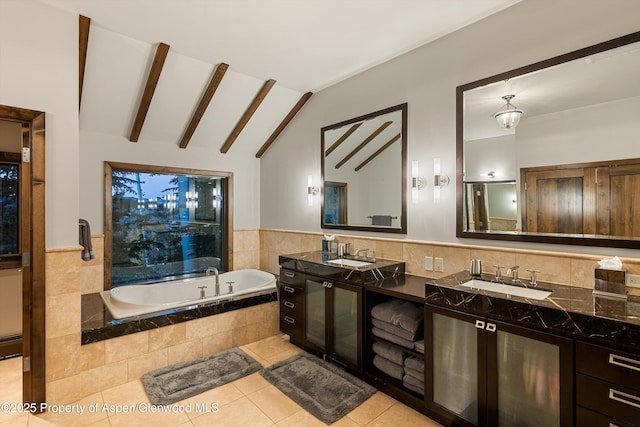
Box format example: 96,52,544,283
321,103,407,233
457,30,640,248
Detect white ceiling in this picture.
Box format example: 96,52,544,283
40,0,520,153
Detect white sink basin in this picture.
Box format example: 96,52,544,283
460,279,551,300
327,258,372,268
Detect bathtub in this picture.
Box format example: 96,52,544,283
100,269,276,319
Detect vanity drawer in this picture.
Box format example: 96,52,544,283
576,341,640,390
576,406,636,427
279,269,304,285
280,297,302,316
280,312,303,342
576,374,640,424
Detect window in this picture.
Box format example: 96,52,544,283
0,161,19,257
105,162,232,288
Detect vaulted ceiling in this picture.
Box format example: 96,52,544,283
41,0,519,156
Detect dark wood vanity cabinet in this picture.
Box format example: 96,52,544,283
424,304,574,427
575,341,640,427
278,268,363,372
278,269,305,343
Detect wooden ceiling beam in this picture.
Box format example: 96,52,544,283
335,121,392,169
129,42,170,142
255,91,313,158
354,133,401,171
79,15,91,110
179,62,229,149
325,122,362,157
220,79,276,154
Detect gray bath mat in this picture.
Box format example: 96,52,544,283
260,352,376,424
141,347,261,405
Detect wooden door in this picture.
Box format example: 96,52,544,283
471,184,489,231
522,168,590,234
597,163,640,238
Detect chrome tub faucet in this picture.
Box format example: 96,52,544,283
206,267,220,296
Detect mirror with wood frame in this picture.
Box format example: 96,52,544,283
457,30,640,248
321,103,407,233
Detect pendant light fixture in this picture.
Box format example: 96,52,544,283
493,94,523,129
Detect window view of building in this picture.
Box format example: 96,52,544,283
0,162,19,256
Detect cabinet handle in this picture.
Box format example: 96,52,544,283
284,272,295,278
283,286,295,294
283,316,295,324
609,353,640,372
475,320,485,329
609,388,640,409
486,323,496,332
322,281,333,288
284,301,295,309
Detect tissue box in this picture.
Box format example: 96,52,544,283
594,268,627,299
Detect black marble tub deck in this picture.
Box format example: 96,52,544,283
425,271,640,353
81,290,277,345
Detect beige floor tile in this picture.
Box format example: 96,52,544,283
366,402,443,427
36,392,107,426
346,391,395,426
232,372,271,395
190,396,273,427
239,346,270,367
0,410,30,427
246,384,301,423
262,346,303,366
242,334,298,361
178,382,244,420
101,380,149,407
276,409,327,427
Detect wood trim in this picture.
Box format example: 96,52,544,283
129,42,170,142
354,133,400,172
179,62,229,149
335,121,392,169
220,79,276,154
0,151,21,162
0,104,46,410
255,91,313,158
325,122,362,157
79,15,91,110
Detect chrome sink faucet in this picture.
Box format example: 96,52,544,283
354,248,369,258
206,267,220,296
506,265,519,283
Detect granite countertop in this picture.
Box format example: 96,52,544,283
425,271,640,353
279,251,405,285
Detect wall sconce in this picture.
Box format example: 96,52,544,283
308,175,319,206
212,188,220,208
433,158,450,204
186,191,199,209
411,161,426,203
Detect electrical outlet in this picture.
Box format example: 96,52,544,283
434,257,444,273
627,274,640,288
424,256,433,271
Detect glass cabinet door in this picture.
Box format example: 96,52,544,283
431,311,479,425
305,280,326,350
332,285,360,366
492,329,562,427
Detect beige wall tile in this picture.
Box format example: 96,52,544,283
167,339,204,365
46,292,81,339
433,245,471,278
469,248,516,276
375,240,404,261
402,243,434,276
202,330,233,355
46,334,105,382
148,323,187,352
46,250,81,296
218,309,248,332
515,253,571,285
186,315,219,339
104,331,149,364
571,258,600,288
80,264,104,294
127,349,168,381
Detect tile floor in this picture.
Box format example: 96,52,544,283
0,334,442,426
